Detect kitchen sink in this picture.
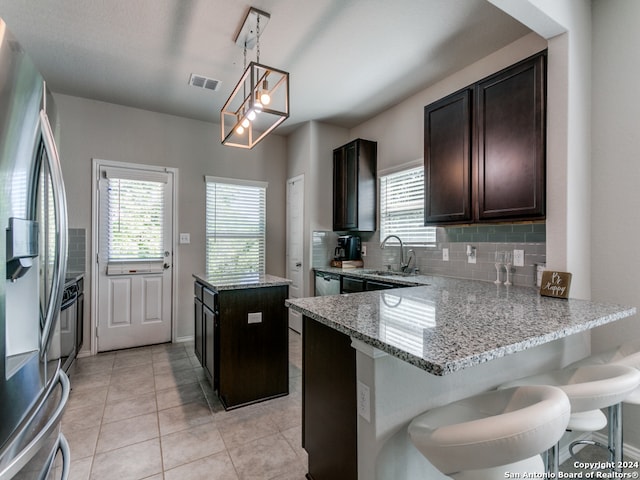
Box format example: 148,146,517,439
367,270,418,277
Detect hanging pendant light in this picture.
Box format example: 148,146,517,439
221,7,290,149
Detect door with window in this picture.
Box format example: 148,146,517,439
96,163,174,352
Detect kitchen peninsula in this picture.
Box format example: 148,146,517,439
193,273,291,410
287,274,637,480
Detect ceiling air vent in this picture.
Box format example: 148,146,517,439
188,74,221,92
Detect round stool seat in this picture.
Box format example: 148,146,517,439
571,340,640,406
408,385,570,477
501,364,640,414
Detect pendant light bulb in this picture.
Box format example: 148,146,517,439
260,80,271,106
236,125,245,135
241,118,250,129
247,110,256,121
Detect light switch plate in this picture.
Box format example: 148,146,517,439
442,248,449,261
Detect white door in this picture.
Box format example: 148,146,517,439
96,163,174,351
286,175,304,333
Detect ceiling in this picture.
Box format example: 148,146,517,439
0,0,531,135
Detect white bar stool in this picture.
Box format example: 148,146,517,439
408,385,570,480
568,340,640,467
501,364,640,475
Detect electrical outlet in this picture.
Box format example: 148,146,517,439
467,245,476,264
179,233,190,244
357,381,371,422
513,249,525,267
361,245,367,257
442,248,449,261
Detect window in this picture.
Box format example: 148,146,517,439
107,178,164,261
205,176,267,276
379,166,436,245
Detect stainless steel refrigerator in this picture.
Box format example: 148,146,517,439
0,18,71,479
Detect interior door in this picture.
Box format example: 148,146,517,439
286,175,304,333
96,163,173,351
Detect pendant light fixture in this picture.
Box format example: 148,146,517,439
221,7,290,149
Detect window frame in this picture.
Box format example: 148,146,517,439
204,175,268,277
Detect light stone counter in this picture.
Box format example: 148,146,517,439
193,272,291,291
287,275,636,375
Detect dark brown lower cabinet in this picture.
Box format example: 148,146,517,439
303,316,357,480
217,285,289,409
194,282,289,410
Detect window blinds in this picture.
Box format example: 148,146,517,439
380,166,436,245
205,178,266,276
107,178,164,260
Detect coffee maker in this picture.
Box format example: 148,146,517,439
334,235,361,261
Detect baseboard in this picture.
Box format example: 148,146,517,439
175,334,194,343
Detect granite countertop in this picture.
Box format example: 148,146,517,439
287,275,637,376
193,272,292,291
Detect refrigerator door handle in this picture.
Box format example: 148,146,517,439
56,433,70,480
39,108,68,356
0,370,70,480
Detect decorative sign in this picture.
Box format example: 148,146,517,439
540,271,572,299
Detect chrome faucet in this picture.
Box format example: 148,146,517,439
380,235,407,272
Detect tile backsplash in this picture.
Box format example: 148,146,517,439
313,224,546,288
67,228,86,273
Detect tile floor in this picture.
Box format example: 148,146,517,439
61,330,307,480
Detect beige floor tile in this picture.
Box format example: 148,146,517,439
280,425,306,463
227,432,300,480
109,363,154,385
217,406,279,450
70,370,112,392
102,392,157,424
106,376,155,403
66,386,108,412
62,403,105,431
95,412,159,453
153,367,199,391
160,420,226,470
90,438,162,480
156,382,208,410
152,356,194,375
163,451,239,480
67,456,92,480
158,401,215,436
61,424,100,460
112,352,153,370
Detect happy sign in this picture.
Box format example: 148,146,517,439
540,271,572,299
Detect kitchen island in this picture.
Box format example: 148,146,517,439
193,273,291,410
286,275,637,480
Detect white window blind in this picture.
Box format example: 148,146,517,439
380,166,436,245
205,177,266,276
107,178,164,260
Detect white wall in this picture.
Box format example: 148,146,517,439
590,0,640,446
55,94,287,351
287,121,348,297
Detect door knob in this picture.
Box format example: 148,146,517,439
163,263,171,270
296,262,302,267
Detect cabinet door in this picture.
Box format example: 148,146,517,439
424,89,472,224
203,305,216,387
194,297,203,365
476,54,545,221
333,142,358,230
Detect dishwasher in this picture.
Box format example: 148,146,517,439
314,271,341,296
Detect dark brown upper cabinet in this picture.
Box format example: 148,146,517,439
424,51,546,225
424,89,472,224
333,139,377,232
